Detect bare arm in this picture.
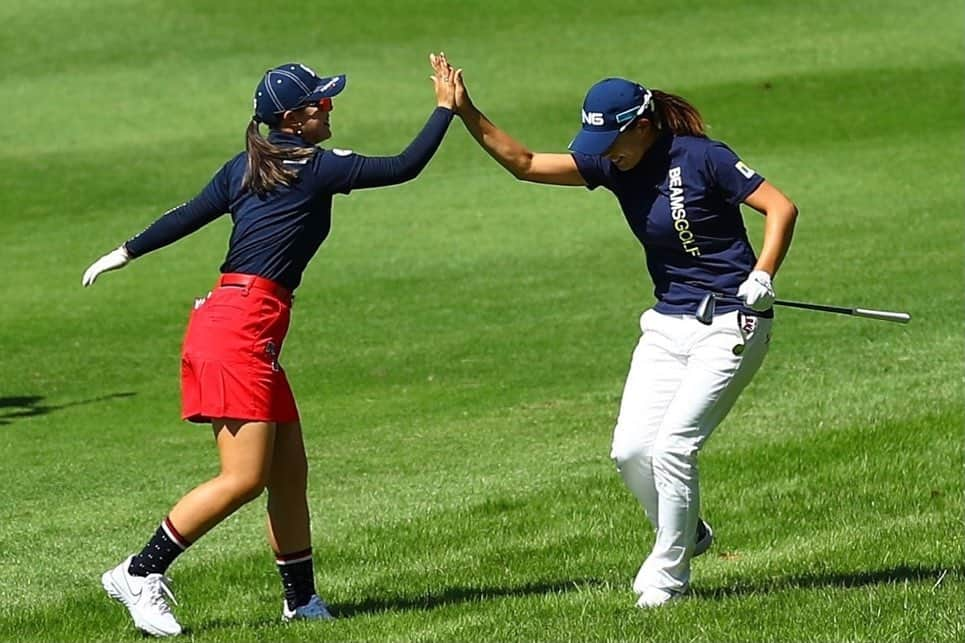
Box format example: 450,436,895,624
743,180,798,277
444,60,584,186
458,100,584,185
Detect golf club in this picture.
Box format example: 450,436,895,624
695,293,911,325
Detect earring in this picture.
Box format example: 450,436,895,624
295,122,303,136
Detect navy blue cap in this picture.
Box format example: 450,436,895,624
253,63,346,126
568,78,653,155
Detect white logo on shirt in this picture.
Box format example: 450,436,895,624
735,161,756,179
668,166,701,257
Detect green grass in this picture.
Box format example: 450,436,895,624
1,0,962,640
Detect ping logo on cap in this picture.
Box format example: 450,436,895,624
582,110,605,126
569,78,653,155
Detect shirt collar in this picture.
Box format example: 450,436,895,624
267,130,314,148
645,132,673,164
627,132,673,175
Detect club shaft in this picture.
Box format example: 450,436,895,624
708,293,911,324
774,299,911,323
773,299,851,314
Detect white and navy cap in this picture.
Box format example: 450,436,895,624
568,78,653,155
253,63,346,126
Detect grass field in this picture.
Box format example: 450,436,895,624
1,0,963,640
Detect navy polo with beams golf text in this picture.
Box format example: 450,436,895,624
572,133,769,317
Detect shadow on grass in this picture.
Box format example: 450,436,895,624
189,578,604,634
0,392,136,425
181,616,281,637
694,564,962,599
330,577,605,618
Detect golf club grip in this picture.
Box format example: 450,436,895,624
852,308,912,323
774,299,911,323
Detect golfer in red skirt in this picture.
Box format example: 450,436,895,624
82,55,457,637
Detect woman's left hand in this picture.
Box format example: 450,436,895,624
737,270,775,311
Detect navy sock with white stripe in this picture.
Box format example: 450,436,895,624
128,517,191,577
276,548,316,611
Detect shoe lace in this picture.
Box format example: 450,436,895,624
144,574,178,614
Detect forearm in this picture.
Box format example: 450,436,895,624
753,203,798,277
352,107,453,189
460,102,534,179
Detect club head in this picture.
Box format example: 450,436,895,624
696,293,716,325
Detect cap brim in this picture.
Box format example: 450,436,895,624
568,128,619,155
307,74,347,101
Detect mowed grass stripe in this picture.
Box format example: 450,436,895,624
1,403,957,576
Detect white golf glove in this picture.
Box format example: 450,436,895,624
737,269,775,311
82,245,131,287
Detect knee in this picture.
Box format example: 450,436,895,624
220,472,269,505
610,433,652,470
650,439,697,476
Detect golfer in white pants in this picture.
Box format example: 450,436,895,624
439,55,798,608
612,307,771,602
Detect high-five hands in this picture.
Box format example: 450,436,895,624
429,52,456,110
430,52,469,114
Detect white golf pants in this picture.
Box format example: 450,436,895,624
610,308,771,594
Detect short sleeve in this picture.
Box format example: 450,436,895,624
704,142,765,205
312,148,365,195
571,152,614,191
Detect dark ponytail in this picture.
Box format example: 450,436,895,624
242,119,316,195
651,90,706,137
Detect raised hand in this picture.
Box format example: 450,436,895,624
435,52,469,115
429,52,455,110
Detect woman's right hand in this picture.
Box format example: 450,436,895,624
435,53,470,115
82,245,131,287
429,52,456,110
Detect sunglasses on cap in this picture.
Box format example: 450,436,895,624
307,96,334,112
615,89,653,133
276,96,333,117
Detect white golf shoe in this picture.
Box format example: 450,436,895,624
694,517,714,557
282,594,333,622
631,518,711,604
636,586,683,609
101,555,182,637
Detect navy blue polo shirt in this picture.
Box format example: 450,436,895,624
125,107,453,290
215,135,360,290
573,134,769,316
